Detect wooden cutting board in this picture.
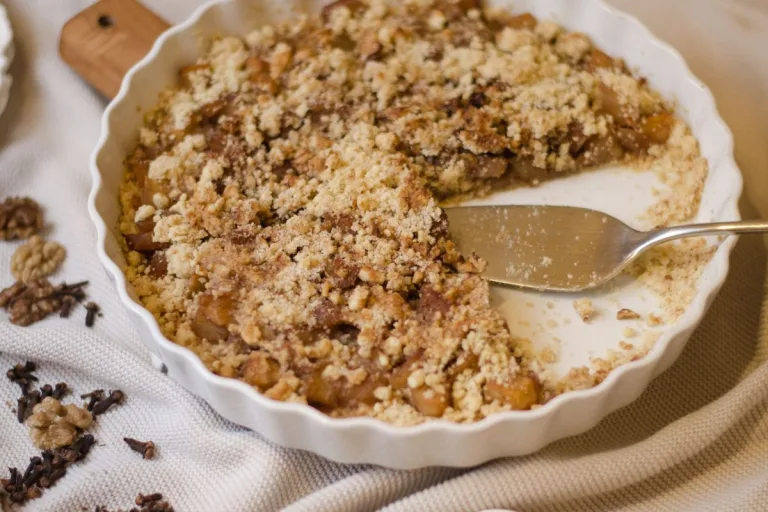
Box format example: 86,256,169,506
59,0,169,99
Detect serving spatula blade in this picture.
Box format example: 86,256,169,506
444,205,641,292
445,205,768,292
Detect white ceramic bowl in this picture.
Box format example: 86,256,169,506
88,0,742,468
0,2,14,118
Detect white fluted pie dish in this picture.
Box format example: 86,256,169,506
88,0,741,468
0,2,14,118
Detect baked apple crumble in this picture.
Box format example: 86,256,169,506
118,0,707,424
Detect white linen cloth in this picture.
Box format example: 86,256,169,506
1,1,766,510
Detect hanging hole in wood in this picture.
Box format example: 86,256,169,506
97,15,113,28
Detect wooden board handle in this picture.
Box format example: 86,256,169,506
59,0,170,99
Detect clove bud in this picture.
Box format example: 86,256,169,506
81,389,105,411
124,438,156,460
91,389,125,416
39,383,53,398
17,396,28,423
136,492,163,506
7,361,38,396
52,382,68,400
85,301,100,327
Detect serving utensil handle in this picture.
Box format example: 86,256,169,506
637,220,768,252
59,0,169,99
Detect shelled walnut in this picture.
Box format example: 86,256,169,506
0,279,60,326
0,279,88,326
0,197,43,240
11,235,66,282
26,397,93,450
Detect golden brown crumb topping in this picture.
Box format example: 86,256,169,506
118,0,707,425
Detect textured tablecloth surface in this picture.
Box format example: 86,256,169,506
1,1,766,511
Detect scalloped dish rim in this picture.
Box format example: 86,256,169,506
87,0,742,467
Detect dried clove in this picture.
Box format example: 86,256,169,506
154,500,174,511
91,390,124,416
26,389,41,412
96,493,173,512
71,434,95,458
14,361,36,374
23,467,44,488
59,294,76,317
2,434,98,504
39,467,66,488
55,280,89,297
124,438,156,460
40,383,53,398
58,448,80,464
41,450,53,475
17,396,28,423
38,382,67,400
7,361,38,396
6,361,75,429
15,389,42,423
50,453,66,470
3,361,122,506
143,495,173,512
52,382,68,400
81,389,105,412
8,468,20,488
84,301,100,327
21,456,41,482
24,486,42,500
136,493,163,506
2,458,47,504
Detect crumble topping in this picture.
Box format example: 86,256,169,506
623,327,637,338
616,308,640,320
117,0,710,425
573,298,596,322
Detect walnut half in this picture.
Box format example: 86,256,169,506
11,235,66,282
0,279,60,326
0,197,43,240
26,397,93,450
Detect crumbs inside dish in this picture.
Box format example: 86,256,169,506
117,0,709,425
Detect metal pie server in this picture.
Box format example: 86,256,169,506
444,205,768,292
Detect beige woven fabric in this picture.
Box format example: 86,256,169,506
0,1,765,511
